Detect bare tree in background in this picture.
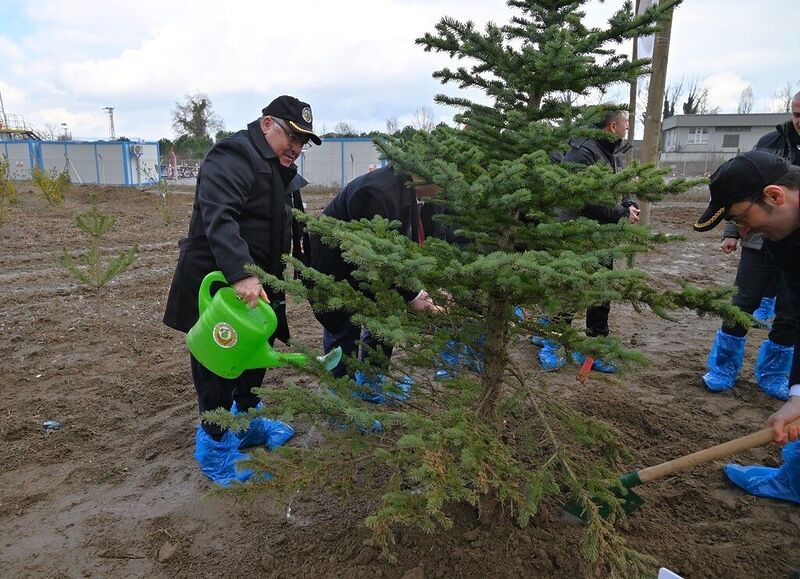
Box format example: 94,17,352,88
333,122,357,136
172,92,223,139
770,82,795,113
385,116,398,134
682,76,718,114
662,78,684,119
41,122,58,140
411,106,436,132
737,86,754,114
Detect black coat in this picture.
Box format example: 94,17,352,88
163,120,300,343
308,166,422,330
560,136,636,224
764,229,800,385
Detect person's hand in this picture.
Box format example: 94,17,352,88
767,396,800,444
720,237,738,254
627,206,640,224
233,276,269,309
411,290,445,314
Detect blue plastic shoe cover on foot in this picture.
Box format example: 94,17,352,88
724,441,800,504
572,352,617,374
531,317,551,347
353,371,412,404
702,330,745,392
753,340,793,400
753,296,776,326
230,402,295,449
434,339,462,380
539,339,566,371
195,425,263,487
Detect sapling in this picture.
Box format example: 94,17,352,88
61,191,138,336
0,155,18,228
33,167,70,206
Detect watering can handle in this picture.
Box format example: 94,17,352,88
198,271,229,314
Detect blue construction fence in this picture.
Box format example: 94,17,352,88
1,140,160,186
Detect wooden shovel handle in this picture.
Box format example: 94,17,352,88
637,418,800,484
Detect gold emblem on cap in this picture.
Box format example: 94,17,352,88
302,107,312,123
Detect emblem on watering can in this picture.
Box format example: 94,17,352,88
212,322,238,348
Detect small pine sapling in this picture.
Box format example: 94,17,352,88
141,165,174,225
0,155,18,228
61,192,138,336
33,167,71,206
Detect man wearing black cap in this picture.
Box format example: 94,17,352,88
163,95,321,485
694,150,800,442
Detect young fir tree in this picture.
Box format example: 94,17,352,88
232,0,750,574
0,155,18,228
62,191,138,336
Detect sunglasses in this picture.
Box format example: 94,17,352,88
273,118,311,150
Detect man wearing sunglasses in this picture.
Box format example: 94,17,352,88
164,95,321,486
694,151,800,503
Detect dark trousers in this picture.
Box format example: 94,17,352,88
322,320,393,378
191,355,265,438
723,246,796,345
561,257,612,338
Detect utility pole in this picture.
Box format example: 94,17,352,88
639,0,675,225
0,87,8,128
103,106,115,140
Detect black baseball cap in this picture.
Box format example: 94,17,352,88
262,95,321,145
693,151,791,232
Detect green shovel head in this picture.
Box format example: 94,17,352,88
562,471,645,524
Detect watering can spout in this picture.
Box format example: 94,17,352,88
254,347,342,372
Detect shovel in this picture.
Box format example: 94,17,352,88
563,417,800,524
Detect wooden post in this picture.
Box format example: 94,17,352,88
639,0,675,225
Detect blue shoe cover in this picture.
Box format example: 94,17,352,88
702,330,745,392
230,402,295,449
195,426,262,487
572,352,618,374
462,337,485,373
539,339,566,371
754,340,793,400
753,296,776,327
353,371,412,404
434,339,462,380
724,441,800,504
531,317,551,348
514,306,525,321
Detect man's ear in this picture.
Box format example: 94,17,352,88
260,116,272,132
763,184,787,206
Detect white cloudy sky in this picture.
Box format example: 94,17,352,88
0,0,798,142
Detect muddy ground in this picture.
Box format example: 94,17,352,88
1,183,798,578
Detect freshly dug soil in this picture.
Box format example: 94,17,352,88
1,184,798,578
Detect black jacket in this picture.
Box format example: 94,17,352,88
560,136,636,224
163,120,301,342
308,166,422,330
764,229,800,386
723,121,800,248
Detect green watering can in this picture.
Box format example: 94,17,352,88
186,271,341,379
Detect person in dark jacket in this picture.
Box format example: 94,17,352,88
308,166,442,399
702,92,800,398
163,95,321,485
538,107,640,373
693,151,800,503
